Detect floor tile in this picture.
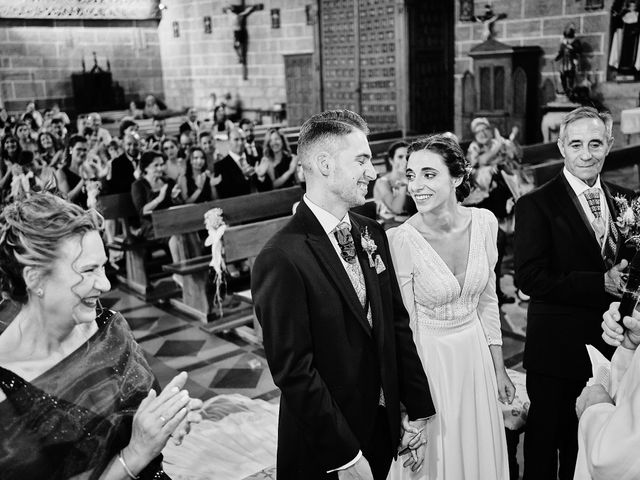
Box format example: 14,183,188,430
156,339,207,357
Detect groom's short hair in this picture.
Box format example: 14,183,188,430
297,110,369,162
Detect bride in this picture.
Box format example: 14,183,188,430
387,134,514,479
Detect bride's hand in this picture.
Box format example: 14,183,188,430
496,368,515,404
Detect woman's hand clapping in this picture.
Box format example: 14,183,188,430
123,372,202,475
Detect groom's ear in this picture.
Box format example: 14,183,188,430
315,151,333,177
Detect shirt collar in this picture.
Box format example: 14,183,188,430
562,167,602,197
303,194,350,235
228,150,244,163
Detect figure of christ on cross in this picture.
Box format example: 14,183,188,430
223,0,264,71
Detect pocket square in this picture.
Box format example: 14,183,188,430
375,255,386,274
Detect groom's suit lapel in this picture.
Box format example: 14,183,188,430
298,202,372,337
350,215,385,347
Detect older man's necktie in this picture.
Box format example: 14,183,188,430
584,188,618,263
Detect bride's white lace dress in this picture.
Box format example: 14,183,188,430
386,208,509,480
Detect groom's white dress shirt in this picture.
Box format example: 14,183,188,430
303,195,363,472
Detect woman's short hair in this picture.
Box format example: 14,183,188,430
139,150,165,173
385,141,409,172
0,193,104,303
408,133,471,202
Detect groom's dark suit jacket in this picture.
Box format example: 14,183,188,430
514,173,634,380
251,200,434,479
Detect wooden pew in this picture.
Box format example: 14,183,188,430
150,187,304,326
96,192,176,298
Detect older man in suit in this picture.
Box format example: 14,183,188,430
251,110,434,479
514,106,633,480
214,127,272,198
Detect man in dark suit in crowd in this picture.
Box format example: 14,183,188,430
251,110,434,479
514,106,633,480
239,118,262,160
106,133,139,194
179,107,200,136
214,127,272,198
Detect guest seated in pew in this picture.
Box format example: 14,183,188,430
211,105,234,142
179,107,200,137
199,130,221,172
0,192,202,479
465,117,518,305
239,118,262,159
261,128,298,189
86,112,112,146
161,137,186,181
131,151,183,239
214,127,272,199
373,140,416,221
177,146,221,204
147,118,167,150
106,133,139,195
55,134,90,207
131,151,198,285
0,136,20,204
119,118,140,139
36,131,62,167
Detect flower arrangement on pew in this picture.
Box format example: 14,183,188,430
204,208,228,316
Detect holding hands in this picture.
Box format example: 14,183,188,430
398,413,428,474
495,368,516,405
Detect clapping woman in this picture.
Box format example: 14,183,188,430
0,192,202,479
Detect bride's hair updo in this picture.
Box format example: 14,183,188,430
0,193,103,303
407,133,472,202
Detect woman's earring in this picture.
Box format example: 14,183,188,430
35,288,43,297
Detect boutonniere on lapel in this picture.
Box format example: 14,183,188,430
361,226,386,273
613,195,640,249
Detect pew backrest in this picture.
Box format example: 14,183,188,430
151,186,304,238
224,216,292,263
95,192,136,220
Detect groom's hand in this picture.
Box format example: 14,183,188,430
400,415,427,451
337,456,373,480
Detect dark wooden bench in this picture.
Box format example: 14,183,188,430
150,186,304,326
96,192,176,298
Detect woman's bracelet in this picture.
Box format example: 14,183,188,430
118,450,140,479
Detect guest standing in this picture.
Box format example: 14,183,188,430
514,107,633,480
0,192,202,479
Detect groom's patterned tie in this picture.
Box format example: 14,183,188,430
584,188,618,263
333,222,384,406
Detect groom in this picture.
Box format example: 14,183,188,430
251,110,435,479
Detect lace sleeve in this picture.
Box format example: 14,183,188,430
386,227,417,329
476,209,502,346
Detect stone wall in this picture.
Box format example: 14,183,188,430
453,0,615,139
158,0,314,114
0,18,163,114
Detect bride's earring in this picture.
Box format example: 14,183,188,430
35,288,43,298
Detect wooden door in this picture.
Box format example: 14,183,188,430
284,53,319,127
405,0,454,134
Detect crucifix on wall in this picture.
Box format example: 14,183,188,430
222,0,264,80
